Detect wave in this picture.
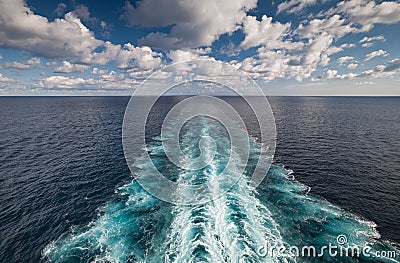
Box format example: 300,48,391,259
43,116,399,263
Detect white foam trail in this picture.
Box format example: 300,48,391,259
162,118,291,263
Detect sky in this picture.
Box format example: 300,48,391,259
0,0,400,96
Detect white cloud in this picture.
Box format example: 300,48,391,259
337,56,354,64
239,15,292,50
340,43,356,49
164,48,212,66
2,58,41,69
361,42,374,48
2,0,400,93
364,49,388,61
239,48,308,82
359,35,385,47
0,0,162,72
127,70,153,80
316,57,400,80
278,13,366,80
241,54,288,81
54,61,90,73
45,61,58,66
54,3,67,16
296,15,360,39
98,70,120,81
74,41,163,70
167,50,204,63
122,0,258,49
38,76,95,89
300,33,334,66
91,67,107,75
355,81,374,85
359,63,399,78
385,58,400,72
336,0,400,28
321,69,339,80
72,4,91,22
315,69,357,80
100,21,108,29
0,0,102,59
219,42,239,57
114,44,162,70
359,35,385,43
348,63,358,69
0,73,17,83
235,27,346,83
277,0,318,14
286,81,327,89
38,73,141,90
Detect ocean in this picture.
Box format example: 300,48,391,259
0,96,399,262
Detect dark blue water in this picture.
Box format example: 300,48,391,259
0,96,399,262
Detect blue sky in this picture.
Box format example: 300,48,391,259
0,0,400,95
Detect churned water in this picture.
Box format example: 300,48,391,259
0,96,399,262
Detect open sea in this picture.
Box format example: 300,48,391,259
0,96,399,262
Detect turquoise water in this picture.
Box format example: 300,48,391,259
42,116,399,262
1,97,399,262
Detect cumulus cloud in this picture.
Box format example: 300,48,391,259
54,61,90,73
359,35,385,43
38,73,141,90
296,15,360,39
359,35,385,47
281,2,398,82
364,49,388,61
384,58,400,72
277,0,318,14
321,69,339,80
361,42,374,48
239,15,292,50
235,28,348,83
0,0,162,72
315,57,400,81
337,56,354,65
336,0,400,28
2,58,41,69
81,42,163,70
235,8,365,83
348,63,358,69
39,76,95,89
91,67,107,75
0,73,17,83
290,1,398,77
358,59,400,79
72,4,91,22
314,69,357,80
340,43,356,49
54,3,67,16
301,33,334,66
238,48,310,82
0,0,102,59
2,0,400,93
122,0,257,49
167,50,205,63
113,44,162,70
